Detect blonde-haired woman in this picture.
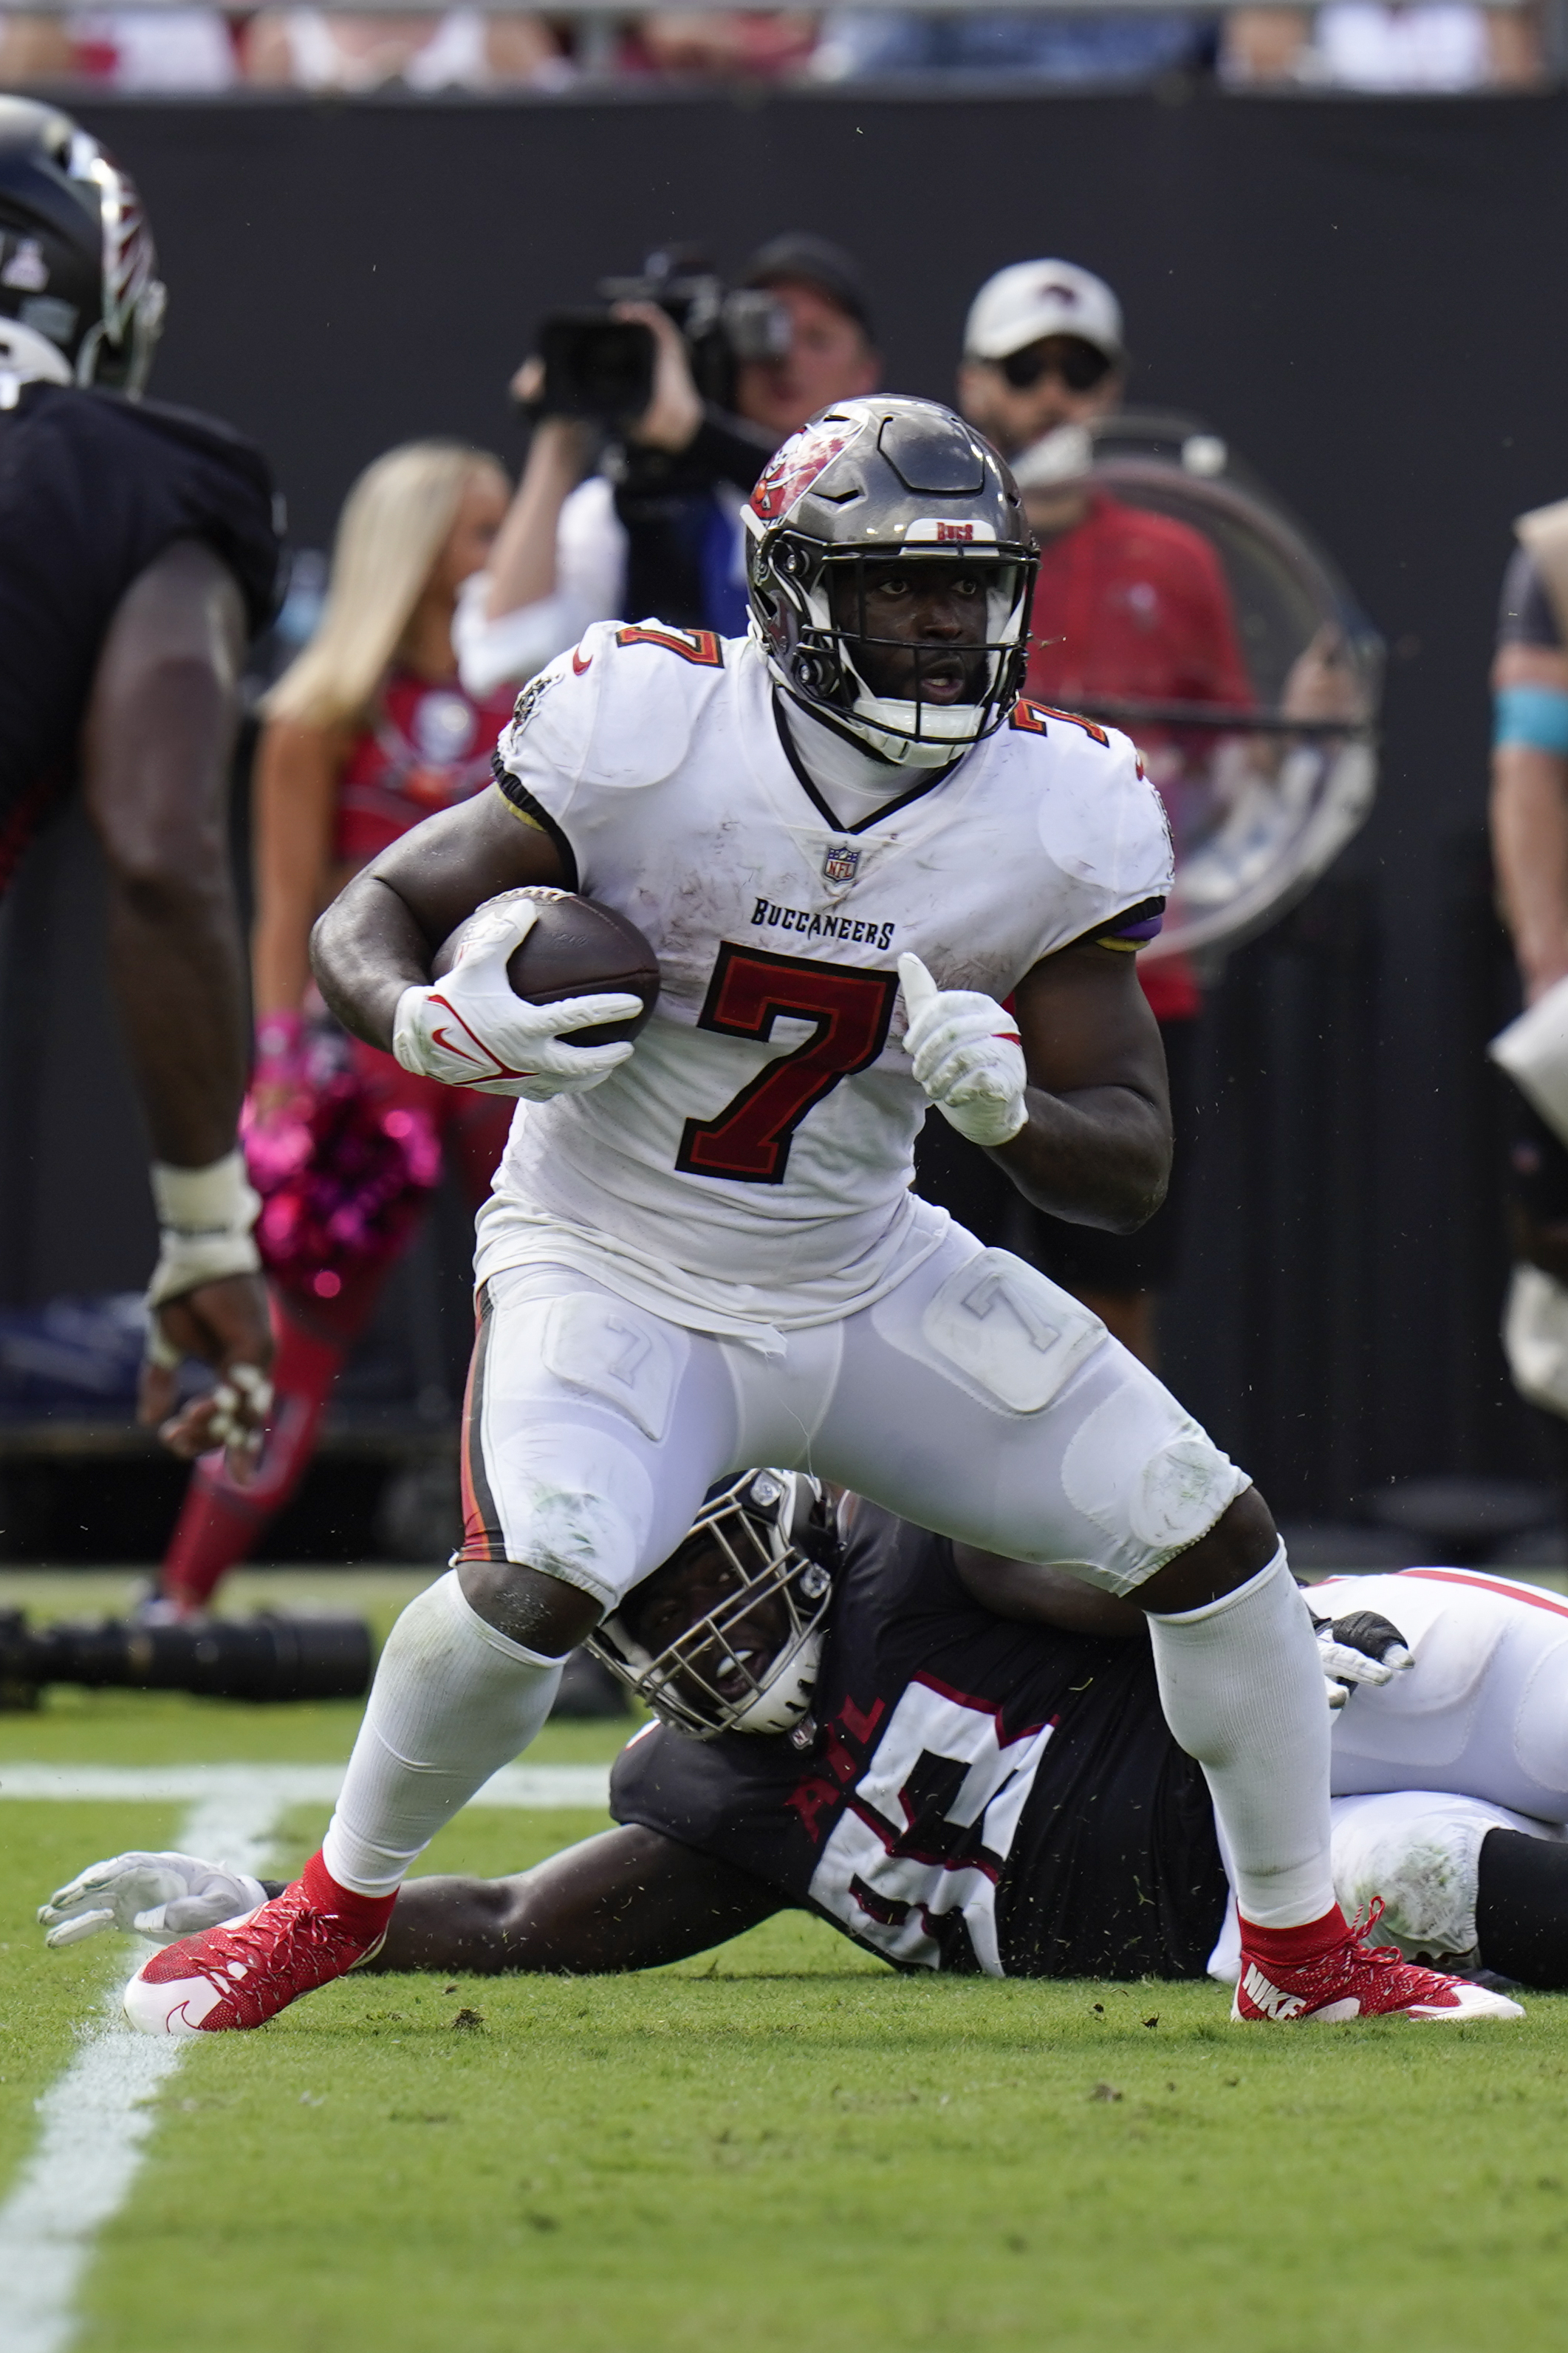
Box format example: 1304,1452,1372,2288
155,440,517,1616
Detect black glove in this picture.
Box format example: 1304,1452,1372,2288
1308,1606,1414,1711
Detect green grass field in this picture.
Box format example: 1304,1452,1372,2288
5,1569,1568,2353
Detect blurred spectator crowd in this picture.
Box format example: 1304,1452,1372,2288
0,2,1553,96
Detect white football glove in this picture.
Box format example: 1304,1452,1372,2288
393,896,643,1102
898,953,1028,1150
1311,1607,1414,1712
38,1850,267,1947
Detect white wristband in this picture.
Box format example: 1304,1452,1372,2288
151,1151,259,1236
146,1151,261,1314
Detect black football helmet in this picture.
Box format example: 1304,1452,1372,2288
0,97,165,397
744,395,1037,768
588,1469,840,1741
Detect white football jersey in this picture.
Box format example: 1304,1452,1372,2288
474,621,1173,1336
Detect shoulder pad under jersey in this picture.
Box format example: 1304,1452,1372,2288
495,614,733,808
1013,709,1175,912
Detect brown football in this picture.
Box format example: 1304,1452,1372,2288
431,887,660,1048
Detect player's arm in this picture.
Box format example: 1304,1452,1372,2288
900,936,1170,1233
312,785,644,1104
951,1538,1408,1713
1491,638,1568,1003
996,938,1170,1230
40,1825,785,1970
951,1543,1148,1636
81,537,272,1469
364,1825,786,1975
311,785,566,1048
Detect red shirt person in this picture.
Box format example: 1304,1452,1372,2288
954,259,1251,1364
1026,487,1254,1023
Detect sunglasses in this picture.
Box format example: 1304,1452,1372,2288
999,338,1115,395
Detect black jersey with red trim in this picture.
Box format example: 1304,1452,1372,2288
0,382,280,892
609,1501,1228,1978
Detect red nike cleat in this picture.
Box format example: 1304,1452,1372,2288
123,1851,394,2036
1234,1900,1523,2023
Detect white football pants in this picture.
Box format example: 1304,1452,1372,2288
1321,1568,1568,1817
454,1226,1249,1608
1208,1568,1568,1975
326,1222,1336,1926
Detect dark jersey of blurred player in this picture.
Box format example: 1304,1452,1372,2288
0,383,279,890
612,1497,1228,1978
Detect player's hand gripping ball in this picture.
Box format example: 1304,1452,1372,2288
898,954,1028,1149
394,887,660,1101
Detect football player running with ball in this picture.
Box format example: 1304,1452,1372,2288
127,396,1515,2032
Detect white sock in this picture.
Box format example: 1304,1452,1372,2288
1146,1546,1336,1931
321,1570,564,1899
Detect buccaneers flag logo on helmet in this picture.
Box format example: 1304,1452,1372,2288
750,415,866,525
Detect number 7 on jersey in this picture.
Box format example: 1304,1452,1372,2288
677,943,900,1185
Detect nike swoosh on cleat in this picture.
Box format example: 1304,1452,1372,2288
572,649,593,675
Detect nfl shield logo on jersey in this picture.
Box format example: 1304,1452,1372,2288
823,843,860,884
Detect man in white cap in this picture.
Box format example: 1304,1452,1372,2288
957,258,1130,472
944,259,1252,1370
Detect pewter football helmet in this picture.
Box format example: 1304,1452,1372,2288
744,395,1037,768
589,1469,839,1740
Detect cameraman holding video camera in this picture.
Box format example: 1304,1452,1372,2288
455,234,879,696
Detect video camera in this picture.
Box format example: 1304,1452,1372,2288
536,247,790,427
0,1608,373,1710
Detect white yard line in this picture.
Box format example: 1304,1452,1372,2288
0,1761,612,1809
0,1780,287,2353
0,1757,611,2352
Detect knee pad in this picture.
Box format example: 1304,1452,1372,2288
1060,1377,1247,1577
476,1444,651,1610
